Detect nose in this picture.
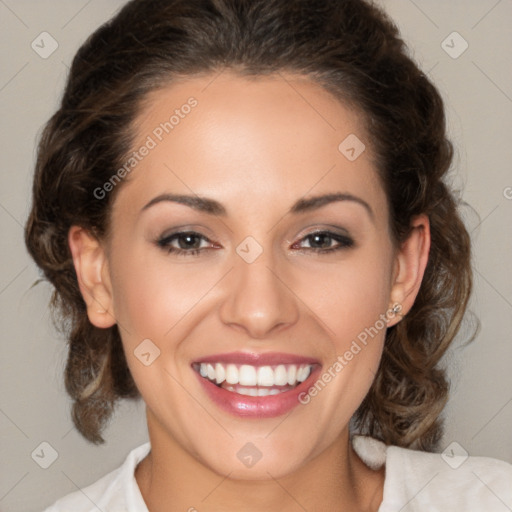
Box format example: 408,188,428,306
218,250,300,339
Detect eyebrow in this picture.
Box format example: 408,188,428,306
141,192,374,220
290,193,374,220
142,194,225,215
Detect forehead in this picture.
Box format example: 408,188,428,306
115,71,386,219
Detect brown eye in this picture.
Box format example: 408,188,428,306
307,233,335,249
293,231,354,253
157,231,214,256
174,233,203,249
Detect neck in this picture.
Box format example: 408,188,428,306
135,408,384,512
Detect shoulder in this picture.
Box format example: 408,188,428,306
383,441,512,511
41,442,151,512
352,436,512,511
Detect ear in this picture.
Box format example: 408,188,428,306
387,214,430,327
68,226,116,328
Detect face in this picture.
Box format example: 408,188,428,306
71,71,427,480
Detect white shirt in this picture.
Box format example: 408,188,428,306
42,436,512,511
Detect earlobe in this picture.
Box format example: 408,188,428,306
387,215,431,327
68,226,116,329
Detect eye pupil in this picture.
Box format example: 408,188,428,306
310,233,331,248
179,234,200,249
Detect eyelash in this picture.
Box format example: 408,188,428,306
156,230,354,257
156,231,216,257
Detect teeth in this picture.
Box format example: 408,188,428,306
257,366,274,386
197,362,314,388
207,363,215,381
287,365,297,385
297,366,310,382
226,364,238,384
224,386,289,396
239,365,257,386
215,363,225,384
274,365,288,386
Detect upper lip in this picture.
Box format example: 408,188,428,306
192,351,320,366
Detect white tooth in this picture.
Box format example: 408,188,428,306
274,365,288,386
215,363,226,384
239,365,257,386
225,364,239,384
269,389,280,395
297,365,312,382
287,365,297,385
257,388,271,396
237,387,257,396
199,363,208,377
207,363,215,381
257,366,274,387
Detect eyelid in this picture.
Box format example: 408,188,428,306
157,223,214,239
292,224,354,243
291,229,355,251
157,230,217,248
158,230,209,243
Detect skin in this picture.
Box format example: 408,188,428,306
68,71,430,512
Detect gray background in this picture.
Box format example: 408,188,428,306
1,1,511,511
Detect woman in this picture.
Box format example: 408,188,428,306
25,0,511,510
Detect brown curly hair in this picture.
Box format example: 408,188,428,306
25,0,472,449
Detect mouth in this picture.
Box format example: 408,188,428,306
192,362,314,396
191,352,321,418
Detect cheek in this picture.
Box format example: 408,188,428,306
293,243,393,412
108,251,200,412
297,247,393,347
109,248,222,341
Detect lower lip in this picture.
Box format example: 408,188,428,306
194,367,321,418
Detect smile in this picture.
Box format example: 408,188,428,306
193,362,314,396
191,352,321,418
